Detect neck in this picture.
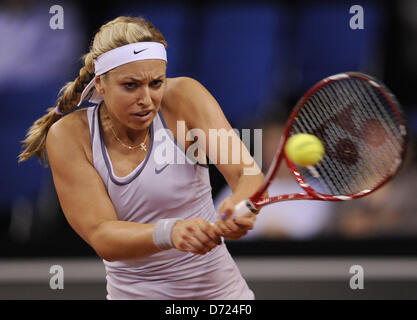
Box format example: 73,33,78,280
100,103,149,146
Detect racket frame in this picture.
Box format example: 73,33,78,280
247,72,407,211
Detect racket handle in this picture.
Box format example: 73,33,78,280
233,199,257,217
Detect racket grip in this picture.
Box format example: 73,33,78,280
233,199,257,217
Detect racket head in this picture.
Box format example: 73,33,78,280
279,72,408,201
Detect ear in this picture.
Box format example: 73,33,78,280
94,76,105,95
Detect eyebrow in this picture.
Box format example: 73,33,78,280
121,75,165,82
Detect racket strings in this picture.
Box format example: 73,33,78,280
346,81,403,173
327,82,388,181
298,99,352,194
298,98,365,195
330,80,399,189
307,92,369,194
312,89,370,190
349,80,404,151
327,79,402,190
291,77,405,196
326,79,401,191
335,80,402,180
297,89,370,195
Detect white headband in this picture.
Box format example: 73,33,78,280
77,42,167,106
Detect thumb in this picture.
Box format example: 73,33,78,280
218,197,236,220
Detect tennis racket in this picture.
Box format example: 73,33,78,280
233,72,408,217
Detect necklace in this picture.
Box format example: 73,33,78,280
108,121,149,151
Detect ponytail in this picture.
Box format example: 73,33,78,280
18,53,94,165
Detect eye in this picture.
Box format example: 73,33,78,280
123,82,136,90
150,80,163,88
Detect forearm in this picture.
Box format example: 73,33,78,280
229,171,268,204
90,220,162,262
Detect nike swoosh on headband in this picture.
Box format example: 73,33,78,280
134,49,147,54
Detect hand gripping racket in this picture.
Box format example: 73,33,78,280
233,72,408,217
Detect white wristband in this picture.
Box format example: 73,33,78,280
152,218,182,250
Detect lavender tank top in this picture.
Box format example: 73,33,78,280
87,103,254,300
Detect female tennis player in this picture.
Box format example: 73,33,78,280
18,16,265,299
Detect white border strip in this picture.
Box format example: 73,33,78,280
1,257,417,283
235,257,417,280
0,258,106,283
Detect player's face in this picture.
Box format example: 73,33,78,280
97,59,167,130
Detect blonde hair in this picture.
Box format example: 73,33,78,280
18,16,167,165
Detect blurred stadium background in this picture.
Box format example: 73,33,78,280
1,0,417,299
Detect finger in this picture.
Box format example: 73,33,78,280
189,222,219,251
233,215,255,229
230,230,248,240
194,229,219,251
224,217,244,233
215,219,231,236
198,220,220,240
213,222,226,239
189,236,208,253
215,220,247,240
219,221,246,239
203,222,222,245
180,224,205,251
175,233,199,252
174,221,218,253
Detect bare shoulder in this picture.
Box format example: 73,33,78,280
163,77,218,127
164,77,208,106
165,76,203,91
46,109,92,164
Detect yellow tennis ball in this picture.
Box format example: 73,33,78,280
285,133,325,166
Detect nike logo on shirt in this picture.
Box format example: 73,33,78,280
155,163,169,174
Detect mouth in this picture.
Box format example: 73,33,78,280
132,110,153,121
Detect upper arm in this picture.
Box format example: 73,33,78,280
168,77,260,189
46,116,118,249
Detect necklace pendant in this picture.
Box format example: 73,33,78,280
140,143,147,151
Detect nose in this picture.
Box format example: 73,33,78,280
136,86,152,107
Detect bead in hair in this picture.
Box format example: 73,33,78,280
54,106,64,116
